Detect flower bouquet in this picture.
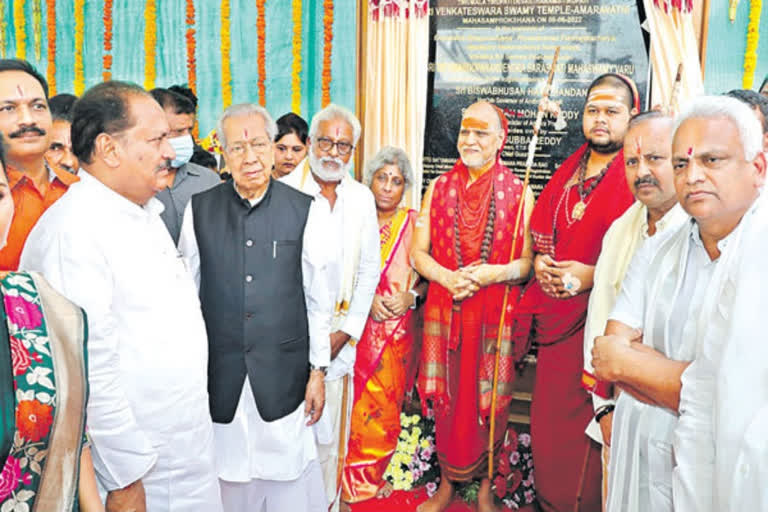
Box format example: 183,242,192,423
383,410,441,494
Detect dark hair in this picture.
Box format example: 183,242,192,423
627,110,670,130
275,112,308,144
48,93,78,122
726,89,768,134
71,81,147,164
190,144,218,170
150,87,195,115
0,59,49,99
168,84,198,110
760,76,768,94
586,73,635,111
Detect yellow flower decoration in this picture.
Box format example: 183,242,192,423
74,0,85,94
742,0,762,89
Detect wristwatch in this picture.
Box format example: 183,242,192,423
309,363,328,375
409,289,420,309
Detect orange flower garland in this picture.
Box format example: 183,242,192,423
46,0,56,94
74,0,85,94
185,0,196,94
291,0,302,113
33,0,42,61
102,0,113,81
144,0,157,90
14,0,26,59
221,0,232,108
256,0,266,106
321,0,333,107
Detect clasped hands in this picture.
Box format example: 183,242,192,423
534,254,592,299
370,291,414,322
441,261,509,302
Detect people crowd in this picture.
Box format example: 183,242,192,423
0,55,767,512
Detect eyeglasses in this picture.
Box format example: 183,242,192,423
227,138,271,157
315,137,354,156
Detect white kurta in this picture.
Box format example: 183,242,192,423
177,184,331,485
606,219,730,512
19,170,222,511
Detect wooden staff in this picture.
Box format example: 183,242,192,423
488,47,561,481
668,63,683,115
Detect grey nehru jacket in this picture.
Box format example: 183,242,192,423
156,162,221,243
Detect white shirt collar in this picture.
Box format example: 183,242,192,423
305,166,347,198
77,169,165,218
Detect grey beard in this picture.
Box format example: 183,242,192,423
309,152,350,182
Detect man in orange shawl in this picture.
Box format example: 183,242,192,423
412,101,535,512
513,74,638,512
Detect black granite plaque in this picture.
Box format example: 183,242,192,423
422,0,649,195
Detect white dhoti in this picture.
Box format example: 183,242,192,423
315,375,354,512
220,460,326,512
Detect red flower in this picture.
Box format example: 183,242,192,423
9,336,30,376
4,295,43,330
493,475,507,499
17,399,53,442
497,453,511,476
0,456,21,501
508,469,524,494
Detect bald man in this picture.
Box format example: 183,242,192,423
412,101,535,512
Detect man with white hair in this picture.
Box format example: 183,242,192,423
280,104,380,512
178,103,328,511
591,96,766,511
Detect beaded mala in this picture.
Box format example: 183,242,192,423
454,192,496,267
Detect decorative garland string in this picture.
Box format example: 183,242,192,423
221,0,232,108
33,0,42,61
256,0,266,106
743,0,762,89
102,0,113,81
14,0,26,59
291,0,302,113
46,0,56,93
0,0,6,58
185,0,197,138
144,0,157,90
74,0,85,94
321,0,333,106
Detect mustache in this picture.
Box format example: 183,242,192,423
634,175,660,188
9,125,46,138
155,159,172,172
320,156,345,168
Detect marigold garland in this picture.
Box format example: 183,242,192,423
743,0,762,89
290,0,302,114
33,0,42,60
321,0,333,106
185,0,197,138
74,0,85,94
102,0,113,81
256,0,266,106
0,0,6,57
144,0,157,90
45,0,55,94
221,0,232,108
14,0,26,59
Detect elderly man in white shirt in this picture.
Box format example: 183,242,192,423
177,103,327,512
581,111,687,510
281,104,380,512
20,81,222,511
591,96,766,512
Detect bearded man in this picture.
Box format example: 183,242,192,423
280,104,380,512
581,111,687,511
411,101,535,512
513,74,638,511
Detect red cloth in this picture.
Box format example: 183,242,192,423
419,160,527,481
513,143,633,511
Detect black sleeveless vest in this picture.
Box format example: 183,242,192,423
191,179,313,422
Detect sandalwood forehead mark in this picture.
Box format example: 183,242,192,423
461,117,490,130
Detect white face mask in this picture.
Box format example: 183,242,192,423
168,134,194,168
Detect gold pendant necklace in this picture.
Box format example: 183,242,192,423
572,200,586,220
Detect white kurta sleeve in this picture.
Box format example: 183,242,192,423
607,238,652,330
177,203,201,290
21,231,158,490
341,192,380,340
303,200,332,368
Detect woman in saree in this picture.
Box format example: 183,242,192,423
0,135,103,511
341,147,427,509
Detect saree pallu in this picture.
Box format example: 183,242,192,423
342,209,418,503
420,162,527,481
0,272,88,512
513,144,633,512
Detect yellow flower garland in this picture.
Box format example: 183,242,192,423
0,0,7,58
291,0,302,114
14,0,25,59
743,0,762,89
221,0,232,108
33,0,42,61
144,0,157,90
74,0,85,94
46,0,56,94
